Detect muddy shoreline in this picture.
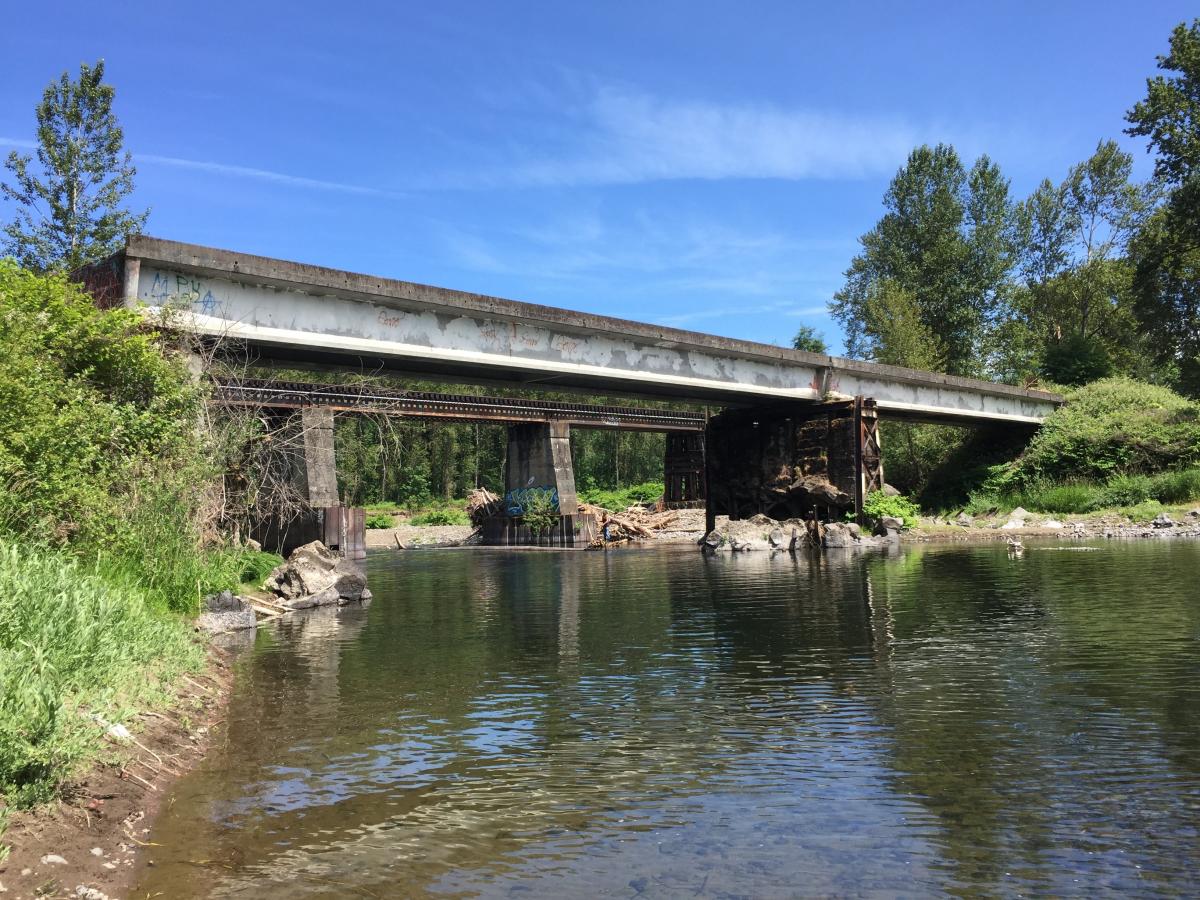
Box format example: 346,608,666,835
0,649,236,900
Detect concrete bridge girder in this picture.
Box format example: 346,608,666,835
103,237,1060,426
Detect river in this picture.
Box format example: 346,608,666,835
136,541,1200,898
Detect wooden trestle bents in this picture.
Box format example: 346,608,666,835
664,432,706,508
704,396,884,534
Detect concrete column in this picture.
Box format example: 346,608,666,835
298,407,339,506
504,421,577,511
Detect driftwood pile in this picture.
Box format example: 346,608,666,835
466,487,501,526
578,502,677,544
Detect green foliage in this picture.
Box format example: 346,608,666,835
1,60,147,272
862,490,921,528
579,481,664,511
365,513,396,529
1126,19,1200,396
0,261,200,542
409,507,468,526
1012,377,1200,483
832,144,1020,377
520,488,560,535
0,541,202,807
1100,473,1154,507
1149,467,1200,503
1040,332,1113,386
791,325,828,354
235,550,283,586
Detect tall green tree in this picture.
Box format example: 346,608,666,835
830,144,1020,376
2,60,148,273
1126,19,1200,395
1012,141,1152,384
791,325,828,354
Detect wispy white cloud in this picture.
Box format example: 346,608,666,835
136,153,406,200
440,84,934,189
2,139,406,200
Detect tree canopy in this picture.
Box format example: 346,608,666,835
2,60,147,273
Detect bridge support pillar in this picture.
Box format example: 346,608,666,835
664,432,706,508
297,407,340,506
484,422,591,546
704,397,882,532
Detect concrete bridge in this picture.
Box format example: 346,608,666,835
79,237,1061,543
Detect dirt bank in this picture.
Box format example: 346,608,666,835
0,649,236,900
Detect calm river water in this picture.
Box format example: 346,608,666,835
137,541,1200,898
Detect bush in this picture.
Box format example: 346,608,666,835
1013,377,1200,484
1019,481,1104,514
409,508,468,526
1100,473,1154,507
365,513,395,529
520,488,560,535
579,481,664,511
1149,468,1200,504
862,490,921,528
0,542,202,807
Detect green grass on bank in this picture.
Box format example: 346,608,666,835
579,481,665,511
0,541,205,808
960,467,1200,518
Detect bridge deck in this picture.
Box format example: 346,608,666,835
81,237,1062,426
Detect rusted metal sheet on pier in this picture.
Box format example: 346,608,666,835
480,513,597,548
250,504,366,560
214,378,706,432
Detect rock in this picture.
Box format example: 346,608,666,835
1043,519,1065,529
844,522,862,538
90,847,104,857
823,522,856,548
1001,518,1024,530
956,512,973,527
1151,513,1176,528
881,483,901,497
41,854,68,866
74,887,112,900
195,590,256,633
703,530,725,551
265,541,370,608
1187,508,1199,518
768,527,786,549
244,538,262,552
1008,507,1030,520
879,516,904,531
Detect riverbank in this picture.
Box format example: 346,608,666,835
911,504,1200,542
0,649,234,900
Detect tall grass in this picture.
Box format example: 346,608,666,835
962,467,1200,516
0,541,203,807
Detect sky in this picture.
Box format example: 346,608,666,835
0,1,1193,352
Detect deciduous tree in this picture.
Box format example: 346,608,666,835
1,60,148,273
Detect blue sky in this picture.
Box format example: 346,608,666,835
1,1,1192,351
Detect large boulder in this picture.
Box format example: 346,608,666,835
264,541,371,609
196,590,256,633
823,522,856,548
